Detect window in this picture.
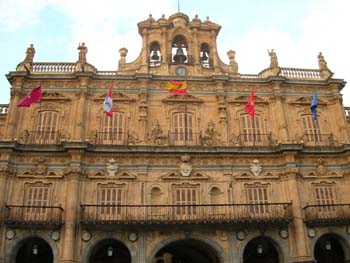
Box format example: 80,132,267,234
174,187,198,218
101,112,125,144
245,185,269,217
171,112,195,145
302,115,322,142
34,111,59,143
313,184,336,216
240,114,266,146
98,186,124,220
24,185,51,221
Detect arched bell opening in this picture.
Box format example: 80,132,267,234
153,238,221,263
243,236,279,263
314,234,345,263
200,43,210,67
172,35,188,64
89,238,131,263
150,41,161,67
15,237,53,263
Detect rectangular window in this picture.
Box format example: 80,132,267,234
174,187,198,218
24,185,50,221
172,112,195,145
240,115,265,146
98,187,124,220
34,111,59,143
102,112,125,144
246,186,269,217
313,185,336,216
302,115,322,142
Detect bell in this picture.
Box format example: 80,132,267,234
201,51,208,61
173,48,187,64
151,50,160,61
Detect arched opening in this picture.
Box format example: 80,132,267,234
154,238,220,263
16,237,53,263
89,238,131,263
243,236,279,263
200,43,210,67
150,41,161,66
314,234,345,263
172,35,188,64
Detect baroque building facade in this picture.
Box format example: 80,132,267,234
0,12,350,263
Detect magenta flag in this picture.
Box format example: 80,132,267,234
17,84,42,107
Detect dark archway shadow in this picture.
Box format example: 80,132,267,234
314,234,345,263
16,237,53,263
243,236,279,263
89,238,131,263
154,238,220,263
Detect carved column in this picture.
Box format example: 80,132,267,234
270,85,289,143
73,78,88,141
139,88,148,143
285,163,311,262
192,28,199,64
5,84,22,139
161,27,168,64
60,164,81,263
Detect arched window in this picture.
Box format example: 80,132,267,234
239,114,267,146
34,110,59,144
101,111,125,144
149,41,161,67
171,112,196,145
172,35,188,64
200,43,210,67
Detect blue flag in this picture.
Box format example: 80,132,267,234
311,91,318,120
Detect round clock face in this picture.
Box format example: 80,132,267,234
176,67,187,76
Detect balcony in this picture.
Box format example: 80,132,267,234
303,204,350,227
81,203,292,228
302,133,335,146
19,130,62,144
169,132,201,146
236,133,273,146
91,131,129,145
4,205,64,228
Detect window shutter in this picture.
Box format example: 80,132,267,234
35,111,59,143
302,115,321,142
172,112,194,145
103,112,125,144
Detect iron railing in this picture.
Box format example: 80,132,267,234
93,132,129,145
302,133,335,146
5,205,64,227
303,204,350,226
81,203,292,226
25,130,60,144
236,133,272,146
168,132,201,146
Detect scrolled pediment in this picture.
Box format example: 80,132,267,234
161,171,209,180
289,96,326,106
42,91,71,101
162,93,203,104
95,92,136,102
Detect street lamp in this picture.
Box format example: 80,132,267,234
107,246,113,257
32,244,38,255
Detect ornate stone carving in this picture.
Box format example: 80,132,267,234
180,155,192,177
106,159,119,176
33,157,48,176
19,129,30,144
77,42,88,63
201,120,220,146
148,120,167,145
250,159,262,176
268,49,278,69
315,159,327,176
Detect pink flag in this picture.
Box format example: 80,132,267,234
245,89,255,118
103,85,113,117
17,84,42,107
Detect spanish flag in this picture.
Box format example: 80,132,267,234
165,80,187,94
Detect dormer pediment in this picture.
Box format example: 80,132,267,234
95,92,136,102
42,91,71,101
290,96,326,106
162,93,203,104
228,95,267,104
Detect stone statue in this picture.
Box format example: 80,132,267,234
24,44,35,63
268,49,278,68
77,42,88,63
149,120,167,145
318,52,328,70
179,155,192,177
106,159,119,176
227,50,238,74
201,120,220,146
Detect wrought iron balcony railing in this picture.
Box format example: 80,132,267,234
302,133,335,146
5,205,64,227
236,133,272,146
303,204,350,226
168,132,201,146
92,131,129,145
81,203,292,227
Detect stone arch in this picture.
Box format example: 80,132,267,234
237,232,289,263
148,234,228,263
310,227,350,262
5,231,58,263
81,233,138,263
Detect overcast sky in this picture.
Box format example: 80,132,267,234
0,0,349,105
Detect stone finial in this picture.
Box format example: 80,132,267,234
24,44,35,64
119,47,128,67
268,49,278,69
227,50,238,74
318,52,328,70
77,42,88,63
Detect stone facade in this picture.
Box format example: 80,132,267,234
0,12,350,263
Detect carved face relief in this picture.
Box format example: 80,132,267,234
106,159,119,176
250,159,262,176
180,162,192,177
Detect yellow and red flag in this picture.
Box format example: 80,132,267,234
165,80,187,94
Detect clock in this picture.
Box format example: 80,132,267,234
176,67,187,76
